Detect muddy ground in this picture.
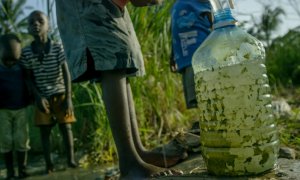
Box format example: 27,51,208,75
1,153,299,180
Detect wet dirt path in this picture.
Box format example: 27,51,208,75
1,154,299,179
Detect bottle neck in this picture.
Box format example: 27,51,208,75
213,8,237,29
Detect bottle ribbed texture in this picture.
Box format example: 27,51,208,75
192,0,279,176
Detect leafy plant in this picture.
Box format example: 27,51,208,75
0,0,32,43
248,5,285,49
70,1,198,165
266,27,300,86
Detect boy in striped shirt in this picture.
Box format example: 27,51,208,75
21,10,77,174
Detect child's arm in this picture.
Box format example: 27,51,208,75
23,69,50,113
62,61,73,116
170,17,177,73
170,47,177,72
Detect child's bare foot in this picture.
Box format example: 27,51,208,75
140,150,188,168
120,161,183,180
150,169,183,178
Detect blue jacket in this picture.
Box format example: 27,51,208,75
171,0,212,71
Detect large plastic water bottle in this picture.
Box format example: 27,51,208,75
192,0,279,176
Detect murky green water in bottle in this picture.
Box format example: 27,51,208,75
192,0,279,176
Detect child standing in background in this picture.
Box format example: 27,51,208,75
21,10,77,174
170,0,212,114
0,34,31,179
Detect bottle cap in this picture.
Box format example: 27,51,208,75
210,0,235,10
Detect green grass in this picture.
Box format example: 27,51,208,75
67,1,199,165
27,1,300,165
276,89,300,154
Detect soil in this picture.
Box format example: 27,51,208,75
1,153,299,180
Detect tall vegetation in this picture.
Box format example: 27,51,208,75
0,0,32,42
288,0,300,17
0,0,192,164
248,5,285,48
266,27,300,86
71,1,197,164
1,0,298,164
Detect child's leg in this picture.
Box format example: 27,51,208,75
58,123,77,167
125,79,144,152
13,107,30,178
39,125,54,173
100,70,182,179
17,151,29,178
0,110,15,178
3,151,15,178
126,80,187,168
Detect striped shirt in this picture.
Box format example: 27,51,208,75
20,40,66,97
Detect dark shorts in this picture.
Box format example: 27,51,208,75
180,66,198,109
56,0,145,82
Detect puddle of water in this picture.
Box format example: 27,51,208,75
1,155,299,180
0,164,118,180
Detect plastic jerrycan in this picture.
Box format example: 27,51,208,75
192,0,279,176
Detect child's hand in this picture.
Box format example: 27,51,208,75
170,57,177,73
155,0,164,5
37,97,50,114
64,98,74,118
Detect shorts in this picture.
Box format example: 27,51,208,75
35,94,76,126
0,106,31,153
56,0,145,82
180,66,198,109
